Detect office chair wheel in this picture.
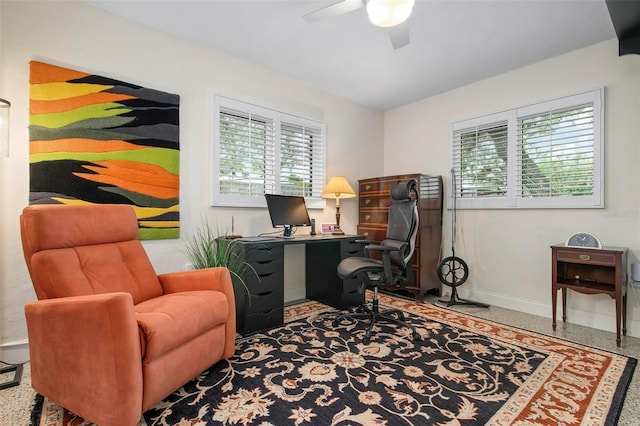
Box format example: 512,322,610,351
437,256,469,287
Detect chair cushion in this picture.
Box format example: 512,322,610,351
337,256,383,280
135,290,229,360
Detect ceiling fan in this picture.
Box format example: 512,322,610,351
303,0,415,50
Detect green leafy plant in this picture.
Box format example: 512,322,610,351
183,219,255,302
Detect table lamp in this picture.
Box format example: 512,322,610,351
321,176,356,235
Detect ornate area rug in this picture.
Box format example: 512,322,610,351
31,293,636,425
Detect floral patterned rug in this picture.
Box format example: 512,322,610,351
31,293,636,425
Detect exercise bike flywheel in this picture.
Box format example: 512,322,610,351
437,256,469,287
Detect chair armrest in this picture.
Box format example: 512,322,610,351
355,240,382,257
355,239,379,245
25,292,143,423
158,267,236,357
365,244,399,252
158,267,234,295
364,244,399,283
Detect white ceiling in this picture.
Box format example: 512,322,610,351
86,0,617,111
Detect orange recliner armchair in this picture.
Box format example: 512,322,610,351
20,204,236,426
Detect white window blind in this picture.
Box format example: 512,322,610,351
212,96,326,207
516,104,595,199
280,115,324,197
449,88,603,209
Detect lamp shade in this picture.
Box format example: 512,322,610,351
321,176,356,200
366,0,415,28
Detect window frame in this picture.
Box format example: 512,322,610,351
449,88,604,210
211,95,326,208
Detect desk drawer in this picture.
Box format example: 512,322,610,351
245,244,283,264
245,265,282,293
341,240,364,257
247,289,284,314
245,307,283,333
343,277,364,295
556,249,616,266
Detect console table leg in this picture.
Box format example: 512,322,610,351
623,293,627,336
616,295,622,347
561,288,567,323
552,287,557,331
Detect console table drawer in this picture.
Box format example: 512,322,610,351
556,249,617,266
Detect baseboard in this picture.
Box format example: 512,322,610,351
0,339,29,364
449,287,640,339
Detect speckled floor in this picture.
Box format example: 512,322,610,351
2,297,638,425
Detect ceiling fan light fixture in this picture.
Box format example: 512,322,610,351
366,0,414,28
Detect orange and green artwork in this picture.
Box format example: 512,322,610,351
29,61,180,240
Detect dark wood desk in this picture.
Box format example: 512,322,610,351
551,244,628,346
234,234,364,334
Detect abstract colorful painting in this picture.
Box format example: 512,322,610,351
29,61,180,239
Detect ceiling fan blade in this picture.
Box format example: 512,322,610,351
303,0,366,23
389,21,410,50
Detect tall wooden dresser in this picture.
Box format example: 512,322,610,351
357,174,443,301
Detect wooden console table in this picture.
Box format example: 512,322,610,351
551,244,628,346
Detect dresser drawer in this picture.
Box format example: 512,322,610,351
356,226,386,242
359,211,388,225
360,196,393,210
556,249,617,266
360,177,417,194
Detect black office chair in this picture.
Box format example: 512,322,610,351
334,179,422,344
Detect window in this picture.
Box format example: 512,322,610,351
212,96,326,208
450,88,603,209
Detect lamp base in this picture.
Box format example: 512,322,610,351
331,228,345,235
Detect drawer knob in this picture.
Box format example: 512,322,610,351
363,232,369,237
365,214,371,220
365,184,371,190
365,199,371,205
579,254,591,261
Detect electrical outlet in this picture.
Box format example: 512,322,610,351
185,262,194,271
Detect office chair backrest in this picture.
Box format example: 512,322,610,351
382,179,419,270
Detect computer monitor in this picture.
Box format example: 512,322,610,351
265,194,312,237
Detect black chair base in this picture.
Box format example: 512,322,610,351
333,289,422,344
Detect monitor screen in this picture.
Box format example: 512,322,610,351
265,194,311,237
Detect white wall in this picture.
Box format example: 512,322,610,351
385,39,640,337
0,1,384,362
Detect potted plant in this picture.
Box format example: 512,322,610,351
183,219,256,333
